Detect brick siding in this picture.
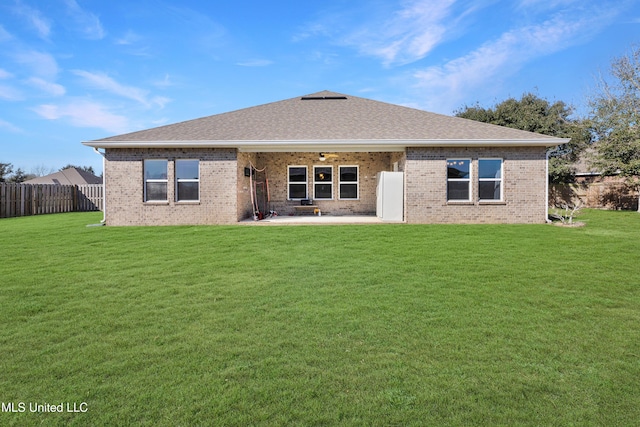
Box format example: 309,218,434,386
104,148,238,225
104,146,548,225
405,146,547,224
237,152,257,220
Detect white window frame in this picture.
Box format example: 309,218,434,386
478,158,503,202
288,165,308,200
313,165,333,200
143,159,168,202
338,165,359,200
446,158,471,202
175,159,200,202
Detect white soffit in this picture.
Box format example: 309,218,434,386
82,138,568,151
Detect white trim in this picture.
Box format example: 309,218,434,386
446,158,472,202
313,165,333,200
92,148,106,223
82,138,569,150
143,159,168,202
288,165,308,200
338,165,359,200
175,159,200,202
478,158,503,202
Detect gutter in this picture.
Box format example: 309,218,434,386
82,138,569,150
93,147,107,224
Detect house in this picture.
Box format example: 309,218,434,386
25,167,102,185
82,90,568,225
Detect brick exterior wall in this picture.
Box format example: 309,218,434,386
405,146,547,224
237,152,257,220
104,148,238,225
103,146,548,225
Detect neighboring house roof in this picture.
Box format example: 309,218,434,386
25,167,103,185
572,147,604,176
83,90,568,151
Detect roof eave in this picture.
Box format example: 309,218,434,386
82,138,568,151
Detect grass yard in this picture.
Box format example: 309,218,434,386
0,210,639,426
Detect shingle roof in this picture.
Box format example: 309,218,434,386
84,90,566,150
25,167,103,185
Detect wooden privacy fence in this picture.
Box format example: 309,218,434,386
0,183,103,218
549,180,638,211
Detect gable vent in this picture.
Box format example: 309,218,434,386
301,96,347,100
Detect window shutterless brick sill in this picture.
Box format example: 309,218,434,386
445,201,507,206
446,201,474,206
143,201,201,206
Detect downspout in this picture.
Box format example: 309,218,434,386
545,150,551,223
93,147,107,224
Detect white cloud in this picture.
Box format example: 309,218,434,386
13,51,59,79
115,30,141,46
0,25,12,42
152,74,174,88
236,59,274,67
0,84,23,101
339,0,458,66
0,118,23,133
517,0,579,9
72,70,168,108
0,69,13,79
292,22,333,43
64,0,106,40
115,31,153,57
33,100,131,133
412,7,618,112
151,96,171,109
12,1,51,40
26,77,66,96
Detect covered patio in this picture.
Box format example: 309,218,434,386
237,151,405,221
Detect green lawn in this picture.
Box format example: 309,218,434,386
0,211,639,426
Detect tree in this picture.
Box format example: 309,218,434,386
455,93,592,183
8,168,29,183
59,164,96,175
0,162,13,182
589,45,640,212
31,164,55,177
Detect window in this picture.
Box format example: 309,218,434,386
144,159,168,202
478,159,503,201
314,166,333,199
175,159,199,201
339,166,359,199
288,166,307,200
446,159,471,201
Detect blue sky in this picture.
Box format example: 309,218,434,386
1,0,638,175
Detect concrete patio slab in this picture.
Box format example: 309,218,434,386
239,215,400,225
